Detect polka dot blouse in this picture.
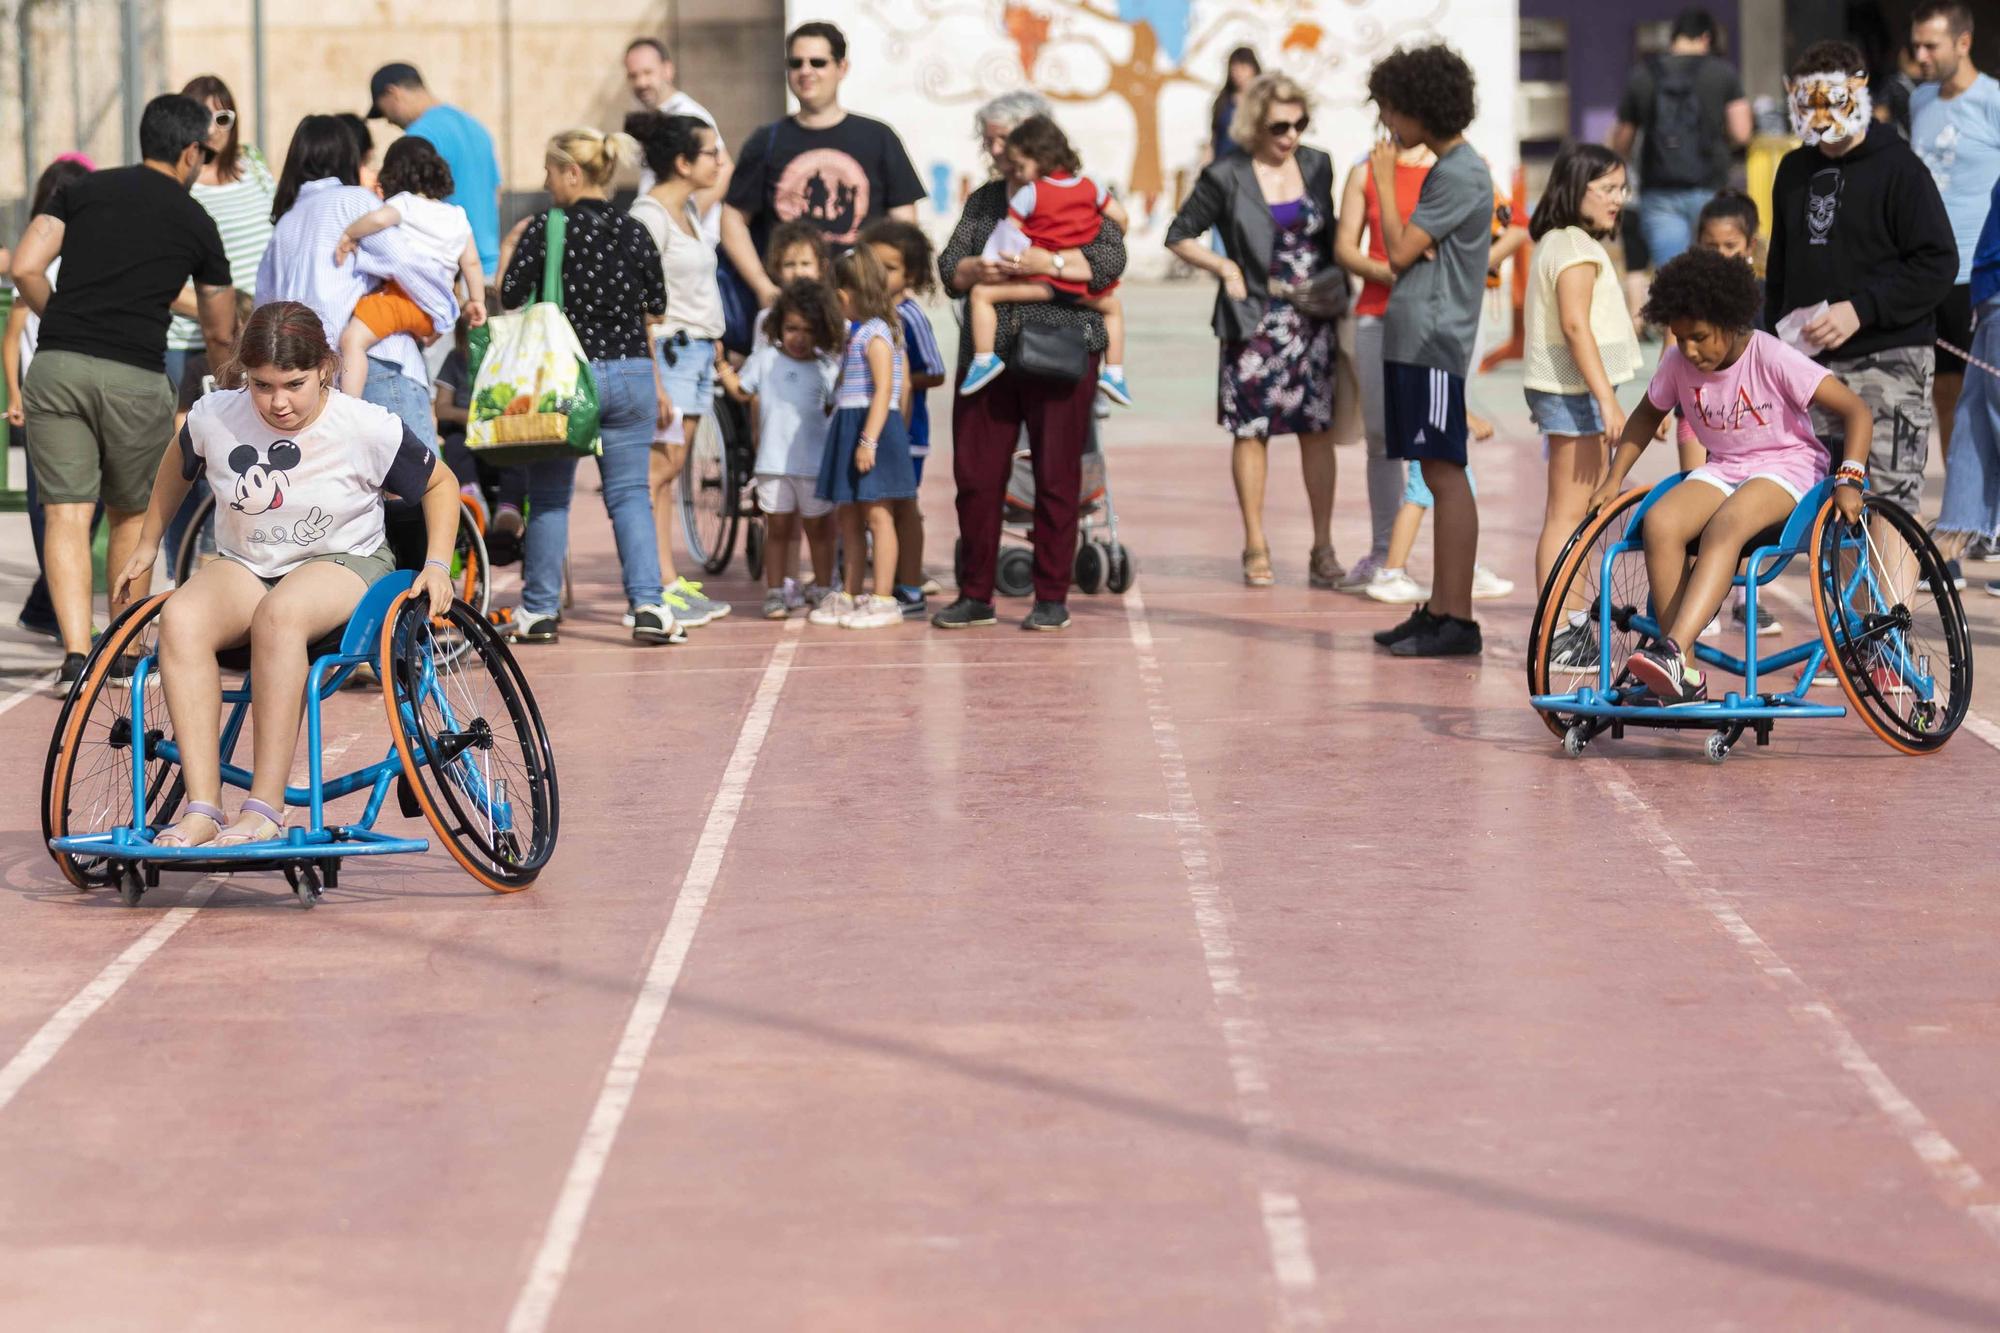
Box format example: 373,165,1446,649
501,198,667,362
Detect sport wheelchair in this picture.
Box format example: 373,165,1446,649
1528,475,1972,761
43,573,558,907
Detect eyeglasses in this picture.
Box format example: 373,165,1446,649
695,146,722,158
1266,115,1310,137
1588,180,1631,201
787,56,832,70
211,108,236,129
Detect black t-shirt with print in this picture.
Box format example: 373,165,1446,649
36,165,231,374
725,112,927,253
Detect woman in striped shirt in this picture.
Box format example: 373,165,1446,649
165,75,275,402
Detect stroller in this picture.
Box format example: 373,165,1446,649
956,411,1136,598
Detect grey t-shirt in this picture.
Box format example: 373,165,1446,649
1382,142,1493,377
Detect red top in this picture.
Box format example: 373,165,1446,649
1357,160,1430,317
1010,175,1114,296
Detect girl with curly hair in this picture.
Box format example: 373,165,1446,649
1581,249,1873,702
331,135,485,397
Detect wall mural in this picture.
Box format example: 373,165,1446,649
812,0,1519,270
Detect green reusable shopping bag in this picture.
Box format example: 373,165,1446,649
465,208,601,463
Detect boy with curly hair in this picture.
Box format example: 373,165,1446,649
1366,43,1494,657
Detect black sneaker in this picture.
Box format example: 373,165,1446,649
1373,603,1438,648
1389,614,1482,657
630,604,685,645
17,611,60,642
931,597,997,629
57,652,87,684
893,585,928,619
1730,599,1782,635
1548,620,1600,673
1966,534,2000,563
1022,600,1072,632
1626,639,1708,705
506,610,560,643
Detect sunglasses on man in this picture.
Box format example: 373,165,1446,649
787,56,833,70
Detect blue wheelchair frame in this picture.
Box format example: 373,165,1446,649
1530,475,1855,741
49,573,433,871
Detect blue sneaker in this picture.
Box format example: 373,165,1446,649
1097,368,1133,406
893,584,927,618
960,353,1005,396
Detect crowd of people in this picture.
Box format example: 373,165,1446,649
6,2,2000,713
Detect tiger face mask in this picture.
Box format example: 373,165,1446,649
1788,70,1871,146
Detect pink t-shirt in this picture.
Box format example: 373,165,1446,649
1645,331,1831,494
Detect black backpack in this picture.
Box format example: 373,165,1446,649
1646,55,1711,188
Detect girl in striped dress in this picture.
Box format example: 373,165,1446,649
811,247,915,631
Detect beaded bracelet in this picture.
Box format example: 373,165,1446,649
424,558,451,572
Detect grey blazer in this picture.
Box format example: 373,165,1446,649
1164,146,1342,343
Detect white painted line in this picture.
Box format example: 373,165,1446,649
506,618,802,1333
0,879,218,1115
1123,588,1328,1330
0,670,60,721
1596,769,2000,1241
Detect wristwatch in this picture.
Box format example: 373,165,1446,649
1051,252,1067,276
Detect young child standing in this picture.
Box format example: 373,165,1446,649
1524,143,1642,596
332,136,485,398
861,219,947,616
811,248,916,631
741,281,843,618
1367,43,1495,657
958,115,1133,406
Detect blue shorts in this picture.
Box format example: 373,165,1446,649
1402,461,1479,508
655,333,717,419
1383,362,1467,465
1525,388,1606,436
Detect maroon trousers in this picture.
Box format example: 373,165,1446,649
951,357,1095,604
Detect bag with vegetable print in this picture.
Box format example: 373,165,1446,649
465,208,601,463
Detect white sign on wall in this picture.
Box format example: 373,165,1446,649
795,0,1520,272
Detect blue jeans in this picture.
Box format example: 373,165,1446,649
1636,187,1712,269
1939,304,2000,537
521,357,661,616
361,357,437,446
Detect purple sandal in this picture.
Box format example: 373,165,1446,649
155,802,224,848
214,798,285,847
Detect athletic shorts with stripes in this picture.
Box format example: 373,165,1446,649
1382,360,1468,466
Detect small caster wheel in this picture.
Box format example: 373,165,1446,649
1705,731,1731,764
995,546,1035,598
1562,723,1590,758
1105,542,1135,594
117,863,145,908
285,863,322,909
1073,541,1107,594
745,520,766,580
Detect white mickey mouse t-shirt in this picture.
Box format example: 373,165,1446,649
180,387,436,580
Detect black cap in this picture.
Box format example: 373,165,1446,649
367,62,423,119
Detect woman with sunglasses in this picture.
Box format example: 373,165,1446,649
164,77,275,406
1167,72,1345,588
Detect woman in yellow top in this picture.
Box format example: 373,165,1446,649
1523,144,1642,592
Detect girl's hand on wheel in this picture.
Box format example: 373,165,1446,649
1834,483,1864,524
416,562,455,617
1585,482,1621,516
112,548,158,604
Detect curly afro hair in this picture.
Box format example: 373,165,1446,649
1367,43,1477,139
1640,248,1762,332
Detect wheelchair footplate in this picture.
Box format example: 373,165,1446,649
48,827,432,909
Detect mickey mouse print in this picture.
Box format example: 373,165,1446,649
181,387,439,580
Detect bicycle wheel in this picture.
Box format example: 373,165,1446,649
454,501,491,616
1527,488,1649,738
44,592,182,888
1810,494,1971,753
171,491,219,586
679,408,737,575
382,592,559,891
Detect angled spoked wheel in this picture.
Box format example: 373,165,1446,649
43,592,182,889
1809,494,1971,753
381,593,559,891
1527,488,1649,738
171,490,219,586
680,408,737,575
453,500,491,617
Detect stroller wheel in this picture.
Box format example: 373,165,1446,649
1106,543,1136,595
1074,541,1107,594
996,546,1035,599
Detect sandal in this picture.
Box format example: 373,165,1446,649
154,802,224,849
1242,547,1276,587
1308,545,1344,589
214,798,285,847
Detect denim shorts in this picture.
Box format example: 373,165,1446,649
656,333,717,418
1525,388,1605,437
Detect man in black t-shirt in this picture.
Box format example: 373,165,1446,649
1610,8,1751,266
721,20,927,305
9,94,236,675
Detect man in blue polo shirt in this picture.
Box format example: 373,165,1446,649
367,62,502,279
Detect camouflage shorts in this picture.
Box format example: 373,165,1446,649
1810,345,1934,507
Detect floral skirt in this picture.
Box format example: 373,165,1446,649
1218,302,1336,440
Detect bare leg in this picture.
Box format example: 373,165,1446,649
104,507,151,622
1536,432,1608,593
804,513,836,587
764,510,798,590
1232,435,1270,574
649,442,687,584
1298,428,1336,551
892,497,924,586
1422,459,1478,620
969,282,1055,359
865,501,898,597
839,504,868,597
42,501,97,654
1082,292,1125,365
1664,480,1797,647
338,319,377,397
156,559,265,842
1639,480,1728,638
1384,502,1425,571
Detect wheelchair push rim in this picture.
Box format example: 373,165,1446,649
44,592,182,889
1527,488,1648,738
679,407,738,575
381,593,559,891
1809,494,1972,754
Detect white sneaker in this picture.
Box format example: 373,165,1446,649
808,591,854,625
919,577,944,597
1699,615,1722,639
1471,565,1514,600
1364,568,1428,603
842,594,902,629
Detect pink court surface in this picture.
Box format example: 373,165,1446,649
5,284,2000,1328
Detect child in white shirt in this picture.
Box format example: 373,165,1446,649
740,280,843,618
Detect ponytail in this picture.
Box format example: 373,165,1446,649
546,127,639,188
